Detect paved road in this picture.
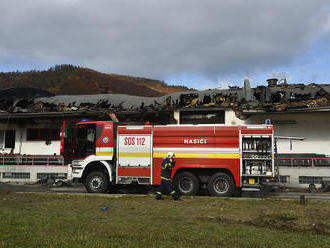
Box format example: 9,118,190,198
1,182,330,201
0,182,86,193
268,192,330,201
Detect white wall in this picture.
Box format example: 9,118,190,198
279,167,330,188
225,110,330,156
19,126,61,155
173,111,180,124
20,140,61,155
0,123,61,156
225,110,246,125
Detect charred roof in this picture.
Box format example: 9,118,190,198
0,87,54,100
0,80,330,121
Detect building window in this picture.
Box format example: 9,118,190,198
0,130,15,149
27,128,60,141
292,159,313,167
299,176,323,184
278,159,330,167
2,172,30,179
277,159,291,167
180,110,225,124
314,159,330,167
37,173,67,180
279,175,290,184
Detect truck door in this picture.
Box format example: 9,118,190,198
116,126,153,185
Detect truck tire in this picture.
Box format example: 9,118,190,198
173,171,200,196
207,172,234,197
85,171,109,193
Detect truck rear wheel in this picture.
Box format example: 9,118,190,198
207,172,234,197
85,171,109,193
173,171,200,196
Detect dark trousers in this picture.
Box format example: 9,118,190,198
156,179,179,199
158,179,174,195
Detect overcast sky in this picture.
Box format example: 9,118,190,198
0,0,329,89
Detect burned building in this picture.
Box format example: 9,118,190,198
0,79,330,187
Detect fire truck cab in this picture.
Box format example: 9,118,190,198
68,121,275,196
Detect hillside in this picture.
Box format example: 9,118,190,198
0,65,192,97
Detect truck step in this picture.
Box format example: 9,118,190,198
241,187,261,192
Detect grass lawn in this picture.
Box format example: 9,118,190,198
0,191,330,248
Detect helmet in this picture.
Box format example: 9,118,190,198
167,152,175,158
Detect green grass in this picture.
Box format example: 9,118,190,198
0,192,330,248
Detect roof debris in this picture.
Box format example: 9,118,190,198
0,80,330,120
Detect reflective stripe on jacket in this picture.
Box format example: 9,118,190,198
160,157,175,180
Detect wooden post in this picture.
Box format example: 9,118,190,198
300,195,306,205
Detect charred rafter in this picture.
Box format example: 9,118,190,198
0,81,329,123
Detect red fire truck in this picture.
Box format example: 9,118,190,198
66,121,275,196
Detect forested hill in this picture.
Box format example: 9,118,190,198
0,65,192,97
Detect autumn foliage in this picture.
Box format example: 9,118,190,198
0,65,191,97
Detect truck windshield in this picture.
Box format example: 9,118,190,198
73,124,96,159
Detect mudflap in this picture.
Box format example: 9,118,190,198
259,183,279,197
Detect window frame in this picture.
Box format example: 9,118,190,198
0,130,16,149
26,128,61,141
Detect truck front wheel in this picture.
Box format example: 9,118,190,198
207,172,234,197
85,171,109,193
173,171,200,196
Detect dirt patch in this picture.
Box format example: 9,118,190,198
198,213,330,236
197,216,241,225
248,213,298,230
249,213,330,236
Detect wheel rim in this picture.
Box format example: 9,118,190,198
213,178,229,194
91,176,103,190
179,177,193,194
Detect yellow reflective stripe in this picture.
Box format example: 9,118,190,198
96,152,114,156
160,176,171,181
170,191,175,194
156,192,162,195
118,152,151,157
153,152,239,159
163,163,171,169
116,152,239,159
272,154,274,159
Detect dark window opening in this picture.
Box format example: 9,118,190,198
5,130,15,148
37,173,67,180
278,175,289,183
299,176,323,184
2,172,30,179
0,130,16,149
27,128,61,141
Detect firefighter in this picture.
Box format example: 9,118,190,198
155,152,180,200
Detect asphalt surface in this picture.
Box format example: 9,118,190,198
1,182,330,201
